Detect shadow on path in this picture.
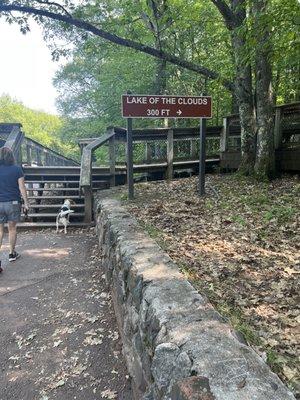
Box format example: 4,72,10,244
0,229,130,400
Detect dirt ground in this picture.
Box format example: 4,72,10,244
124,173,300,398
0,229,131,400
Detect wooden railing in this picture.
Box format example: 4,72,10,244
220,102,300,170
221,102,300,152
79,125,226,167
78,101,300,223
1,123,79,167
22,137,79,167
79,127,222,222
4,125,24,164
79,127,116,223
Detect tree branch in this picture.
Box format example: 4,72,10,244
32,0,72,18
0,3,234,91
210,0,235,29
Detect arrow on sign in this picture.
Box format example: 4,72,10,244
176,110,182,116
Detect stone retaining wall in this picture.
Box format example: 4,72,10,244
95,195,295,400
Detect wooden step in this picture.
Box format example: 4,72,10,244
24,169,112,176
26,187,81,192
29,204,84,209
17,222,94,229
26,213,85,218
26,184,108,191
24,173,81,178
26,180,80,184
24,166,110,172
25,179,108,183
28,195,82,200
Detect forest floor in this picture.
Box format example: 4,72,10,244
123,173,299,398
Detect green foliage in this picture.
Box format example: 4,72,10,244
0,95,79,159
270,0,300,103
141,222,162,240
52,0,233,134
264,206,296,224
48,0,298,141
216,302,262,346
1,0,298,173
267,349,285,375
232,215,246,226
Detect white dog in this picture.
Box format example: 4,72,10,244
56,199,75,234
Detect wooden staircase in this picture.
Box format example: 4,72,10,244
1,124,116,229
2,122,225,230
22,166,110,228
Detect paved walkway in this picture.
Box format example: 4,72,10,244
0,229,130,400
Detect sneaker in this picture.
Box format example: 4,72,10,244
9,251,20,262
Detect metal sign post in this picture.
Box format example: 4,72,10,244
126,117,134,200
199,118,207,196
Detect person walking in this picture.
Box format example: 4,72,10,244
0,147,29,272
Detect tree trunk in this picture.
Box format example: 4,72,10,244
253,0,275,179
231,29,256,174
231,92,239,114
155,58,167,95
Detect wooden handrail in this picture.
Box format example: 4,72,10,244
1,123,79,167
4,126,24,164
24,137,79,166
80,129,116,188
78,126,224,146
79,128,116,223
275,101,300,109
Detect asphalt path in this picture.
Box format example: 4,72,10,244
0,229,131,400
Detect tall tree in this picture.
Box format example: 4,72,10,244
52,0,232,130
0,0,298,178
135,0,171,94
211,0,256,174
252,0,275,177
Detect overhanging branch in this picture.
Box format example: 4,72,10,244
0,3,234,91
32,0,72,17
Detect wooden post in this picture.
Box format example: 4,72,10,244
199,118,207,196
190,139,197,159
26,144,32,165
16,147,22,165
274,107,282,150
84,187,93,223
167,129,174,181
36,149,42,165
220,117,229,152
108,128,116,187
145,142,152,164
45,152,50,166
37,182,44,200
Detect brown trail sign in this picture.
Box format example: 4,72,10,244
122,93,212,200
122,95,212,118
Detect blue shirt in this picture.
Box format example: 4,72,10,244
0,165,24,202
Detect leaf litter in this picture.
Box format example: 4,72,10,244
125,174,300,396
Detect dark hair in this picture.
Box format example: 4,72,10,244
0,147,15,166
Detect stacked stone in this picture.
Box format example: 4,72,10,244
95,195,295,400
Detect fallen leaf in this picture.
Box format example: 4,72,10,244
101,389,117,399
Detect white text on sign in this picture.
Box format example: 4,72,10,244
126,96,208,105
122,94,212,118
